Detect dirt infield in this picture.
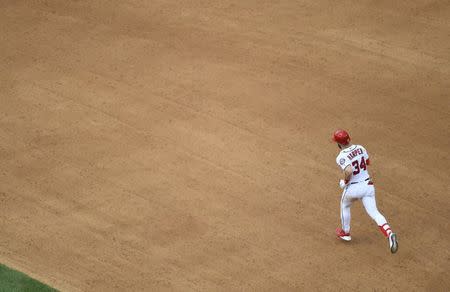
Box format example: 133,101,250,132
1,1,449,291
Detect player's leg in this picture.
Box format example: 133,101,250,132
340,194,352,234
362,186,398,253
361,195,388,228
337,189,353,241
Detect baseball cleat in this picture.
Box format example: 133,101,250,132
336,228,351,241
388,233,398,253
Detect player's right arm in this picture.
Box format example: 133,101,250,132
343,165,353,183
336,154,352,188
338,165,353,189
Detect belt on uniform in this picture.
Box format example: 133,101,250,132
350,178,372,185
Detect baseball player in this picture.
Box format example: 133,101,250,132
332,129,398,253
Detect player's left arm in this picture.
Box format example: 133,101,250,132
362,146,370,166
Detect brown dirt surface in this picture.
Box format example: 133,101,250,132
1,0,449,291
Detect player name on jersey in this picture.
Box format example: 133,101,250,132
347,148,363,160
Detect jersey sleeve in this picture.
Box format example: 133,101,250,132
336,154,351,170
361,146,370,161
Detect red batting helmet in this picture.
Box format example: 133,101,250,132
332,129,350,145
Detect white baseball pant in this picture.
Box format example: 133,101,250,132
340,182,388,233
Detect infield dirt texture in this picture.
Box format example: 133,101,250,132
1,1,449,291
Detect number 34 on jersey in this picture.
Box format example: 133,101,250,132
336,145,371,183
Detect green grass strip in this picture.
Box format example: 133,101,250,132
0,263,57,292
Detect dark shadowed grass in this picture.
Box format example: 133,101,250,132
0,263,57,292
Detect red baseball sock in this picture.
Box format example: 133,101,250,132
379,223,393,237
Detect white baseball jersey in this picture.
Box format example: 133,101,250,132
336,144,370,184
